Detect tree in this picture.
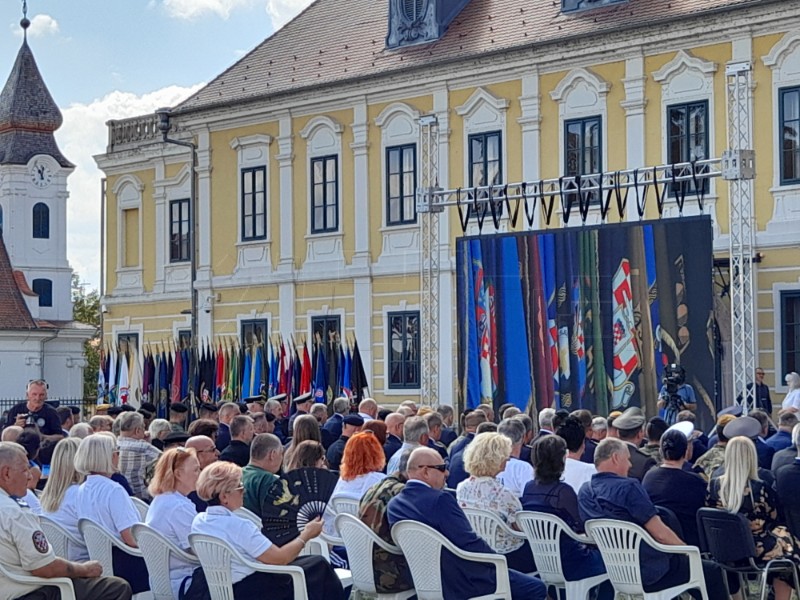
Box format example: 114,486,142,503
72,274,101,399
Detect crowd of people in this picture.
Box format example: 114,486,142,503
2,375,800,600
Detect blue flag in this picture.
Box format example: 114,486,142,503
313,343,327,402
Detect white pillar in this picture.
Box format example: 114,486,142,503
351,98,370,272
276,113,295,273
519,69,542,230
621,53,647,221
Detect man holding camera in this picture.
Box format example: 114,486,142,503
656,364,697,426
3,380,63,442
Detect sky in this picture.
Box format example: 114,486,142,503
0,0,315,291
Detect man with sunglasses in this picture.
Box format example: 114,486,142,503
387,448,546,600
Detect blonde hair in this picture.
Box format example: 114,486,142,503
74,433,116,475
196,461,242,502
148,447,198,496
718,436,758,514
40,438,85,513
463,432,512,477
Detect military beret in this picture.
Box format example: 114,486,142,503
169,403,189,413
163,431,190,445
343,414,365,427
107,406,123,417
612,407,646,431
120,404,136,412
140,402,157,413
200,402,219,413
723,415,761,439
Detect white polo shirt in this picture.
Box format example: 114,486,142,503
42,484,88,561
191,506,272,584
77,475,140,540
496,457,534,497
562,457,597,494
0,489,56,600
146,491,198,598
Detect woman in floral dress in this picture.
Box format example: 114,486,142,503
707,436,800,600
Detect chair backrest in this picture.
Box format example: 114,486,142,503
515,511,568,586
233,507,262,527
775,468,800,541
78,519,115,576
132,523,200,600
696,507,757,564
462,507,518,554
131,497,150,521
189,534,236,600
335,513,402,595
391,521,446,599
330,496,360,516
0,560,76,600
39,516,85,561
584,519,647,596
655,505,684,540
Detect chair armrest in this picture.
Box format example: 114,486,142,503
646,541,701,556
561,529,594,545
172,546,201,564
370,535,405,555
318,532,343,546
105,534,144,558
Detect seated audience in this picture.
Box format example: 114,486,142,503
775,423,800,539
185,434,220,511
145,447,202,599
327,414,364,472
74,433,149,594
449,410,486,457
40,437,87,560
283,414,322,470
362,419,388,447
358,450,413,594
712,416,776,488
749,409,777,470
676,410,708,463
0,441,132,600
640,417,668,463
321,397,350,447
243,433,284,523
383,413,405,463
219,415,255,467
69,422,94,439
437,405,458,448
642,428,706,546
457,432,534,573
117,411,162,500
590,416,608,442
612,408,656,481
579,438,729,600
147,418,171,450
386,416,428,475
216,402,241,451
16,429,43,513
388,447,546,600
766,411,798,452
520,435,612,600
694,414,736,480
191,461,346,600
447,421,495,489
285,440,327,471
187,418,220,441
424,413,449,460
332,432,386,500
496,418,534,497
556,416,596,494
707,436,799,600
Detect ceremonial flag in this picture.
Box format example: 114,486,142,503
215,343,225,400
300,343,312,394
471,240,494,403
241,346,253,398
350,340,369,402
108,349,118,405
313,342,327,403
341,343,352,399
118,352,130,405
252,344,263,397
96,349,106,404
541,234,559,407
171,346,182,404
611,259,639,409
128,344,142,408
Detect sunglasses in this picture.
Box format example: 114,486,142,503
421,464,447,472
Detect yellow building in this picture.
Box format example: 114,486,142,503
97,0,800,407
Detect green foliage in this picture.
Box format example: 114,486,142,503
72,274,101,400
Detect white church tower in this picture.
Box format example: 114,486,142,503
0,14,92,401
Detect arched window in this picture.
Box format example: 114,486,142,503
32,279,52,307
32,203,49,239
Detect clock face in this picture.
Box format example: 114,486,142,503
30,161,53,188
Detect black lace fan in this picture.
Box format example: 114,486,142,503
258,468,339,545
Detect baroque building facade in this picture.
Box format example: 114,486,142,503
97,0,800,407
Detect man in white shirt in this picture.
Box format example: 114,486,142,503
357,398,378,422
386,416,428,475
496,418,534,497
0,442,132,600
557,416,596,494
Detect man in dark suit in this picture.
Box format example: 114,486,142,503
322,397,349,442
449,410,486,457
614,408,656,481
219,415,255,467
437,405,458,448
775,424,800,539
748,410,776,470
387,447,546,600
326,414,363,471
383,413,405,463
215,402,241,451
287,392,313,437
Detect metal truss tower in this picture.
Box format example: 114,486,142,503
417,62,755,413
723,62,757,414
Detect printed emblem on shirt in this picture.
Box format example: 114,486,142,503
32,530,49,554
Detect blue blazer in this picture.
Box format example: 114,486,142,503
322,413,344,440
387,481,497,600
384,434,403,463
215,422,231,451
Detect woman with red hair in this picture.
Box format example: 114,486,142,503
332,431,387,499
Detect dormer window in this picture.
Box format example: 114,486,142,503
562,0,627,13
386,0,472,49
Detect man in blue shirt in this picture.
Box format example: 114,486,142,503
766,411,797,452
388,447,546,600
578,438,730,600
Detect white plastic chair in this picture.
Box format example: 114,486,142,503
131,497,150,521
233,507,331,562
461,507,534,573
515,511,608,599
335,513,415,600
132,524,200,600
0,560,75,600
39,515,87,561
391,520,512,600
330,496,360,516
585,518,709,600
233,506,262,527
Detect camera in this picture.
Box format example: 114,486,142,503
662,364,685,409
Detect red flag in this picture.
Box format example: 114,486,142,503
278,338,287,395
300,343,312,394
170,346,182,404
215,343,225,400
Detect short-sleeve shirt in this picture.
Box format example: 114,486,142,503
191,506,272,584
496,457,534,497
457,476,524,553
118,437,162,500
4,402,62,436
578,472,666,586
242,464,279,519
562,458,596,495
0,489,56,600
42,484,87,561
77,475,141,540
146,491,197,598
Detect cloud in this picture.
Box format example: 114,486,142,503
265,0,314,30
160,0,256,20
13,13,59,38
55,83,204,290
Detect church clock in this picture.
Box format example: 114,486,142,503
30,160,53,188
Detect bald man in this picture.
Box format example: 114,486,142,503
384,413,405,463
358,398,378,421
1,425,23,442
388,448,545,600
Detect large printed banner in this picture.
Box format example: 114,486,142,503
456,216,716,429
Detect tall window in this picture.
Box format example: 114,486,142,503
388,311,420,389
169,198,190,262
241,319,268,349
117,333,139,357
177,329,192,349
32,279,52,307
311,156,338,233
241,167,267,241
667,101,709,196
468,131,502,190
386,144,417,225
780,87,800,185
782,291,800,376
565,116,602,205
32,203,49,239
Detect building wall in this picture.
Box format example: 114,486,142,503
97,9,800,406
